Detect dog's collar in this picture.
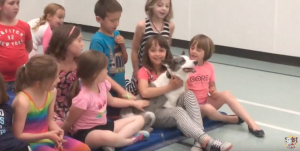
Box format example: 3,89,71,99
166,71,171,79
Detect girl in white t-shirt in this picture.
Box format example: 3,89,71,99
28,3,65,58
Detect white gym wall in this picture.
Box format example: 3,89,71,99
18,0,300,57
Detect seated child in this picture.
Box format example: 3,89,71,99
0,73,30,151
62,50,151,151
12,55,91,151
186,34,265,137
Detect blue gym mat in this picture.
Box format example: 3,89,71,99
93,112,227,151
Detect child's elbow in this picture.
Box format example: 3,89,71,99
14,132,22,140
139,90,148,99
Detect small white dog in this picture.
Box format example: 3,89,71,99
120,51,197,127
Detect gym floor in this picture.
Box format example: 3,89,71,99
39,31,300,150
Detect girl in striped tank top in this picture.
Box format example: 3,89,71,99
12,55,90,151
125,0,175,95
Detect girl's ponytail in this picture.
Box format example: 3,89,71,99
15,65,27,93
32,15,47,30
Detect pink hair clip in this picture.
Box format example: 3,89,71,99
68,26,75,38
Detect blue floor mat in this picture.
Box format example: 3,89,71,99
93,112,227,151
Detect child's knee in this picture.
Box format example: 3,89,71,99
219,91,234,100
201,104,216,114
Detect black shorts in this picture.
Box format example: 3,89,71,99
73,121,115,143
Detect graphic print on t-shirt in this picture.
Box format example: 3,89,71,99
189,74,210,83
0,28,25,47
108,44,125,74
96,101,107,119
0,109,6,135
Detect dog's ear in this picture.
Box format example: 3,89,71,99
181,50,185,55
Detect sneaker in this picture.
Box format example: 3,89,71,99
132,131,150,143
190,142,203,151
102,147,115,151
205,139,232,151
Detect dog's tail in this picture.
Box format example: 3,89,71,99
120,107,135,118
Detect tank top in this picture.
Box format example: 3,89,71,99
54,70,77,126
138,18,170,68
21,91,54,145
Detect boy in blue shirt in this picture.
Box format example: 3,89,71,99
90,0,135,119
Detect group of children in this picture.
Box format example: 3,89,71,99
0,0,265,151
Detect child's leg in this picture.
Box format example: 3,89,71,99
84,130,137,149
200,103,240,124
61,136,91,151
208,91,260,130
114,115,146,138
154,106,232,151
174,91,232,150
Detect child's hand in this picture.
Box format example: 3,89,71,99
209,88,217,99
46,130,62,145
168,76,183,90
115,35,125,44
209,88,217,95
133,100,150,111
56,130,67,150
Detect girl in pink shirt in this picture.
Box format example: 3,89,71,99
187,34,265,137
137,35,232,151
62,50,150,150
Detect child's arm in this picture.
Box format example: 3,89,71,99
61,106,84,133
131,21,145,78
12,94,50,142
107,92,149,111
209,64,217,95
48,89,63,131
115,34,128,64
105,75,135,99
120,43,128,63
138,79,173,98
61,95,87,132
137,69,183,98
169,21,175,45
25,23,33,53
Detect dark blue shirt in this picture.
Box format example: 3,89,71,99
0,103,28,151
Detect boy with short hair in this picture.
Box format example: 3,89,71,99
90,0,134,119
